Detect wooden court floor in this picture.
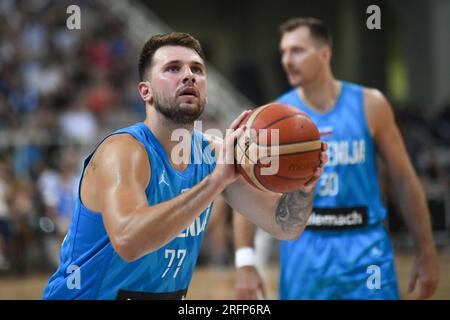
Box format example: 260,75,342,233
0,251,448,300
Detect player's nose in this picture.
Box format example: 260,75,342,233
182,67,196,84
282,52,292,67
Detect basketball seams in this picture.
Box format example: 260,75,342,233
272,174,311,181
256,150,320,182
258,148,321,159
236,108,272,193
251,164,272,192
251,109,319,147
259,172,310,181
235,136,246,157
258,140,321,157
258,137,320,147
258,113,308,131
244,104,271,146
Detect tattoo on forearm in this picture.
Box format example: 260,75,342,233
276,190,313,235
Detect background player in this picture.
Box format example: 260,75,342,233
234,17,439,300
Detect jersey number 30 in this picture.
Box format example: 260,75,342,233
317,172,339,196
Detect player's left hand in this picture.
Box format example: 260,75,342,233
298,141,328,193
408,246,439,299
235,266,267,300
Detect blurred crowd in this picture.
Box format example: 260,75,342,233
0,0,143,273
0,0,449,275
385,106,450,235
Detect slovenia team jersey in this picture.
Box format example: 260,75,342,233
43,122,216,299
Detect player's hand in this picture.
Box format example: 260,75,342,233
299,141,328,193
235,266,267,300
212,110,251,187
408,246,439,299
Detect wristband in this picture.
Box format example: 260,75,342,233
235,247,256,268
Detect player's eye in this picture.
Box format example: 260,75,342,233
167,66,180,72
191,67,203,75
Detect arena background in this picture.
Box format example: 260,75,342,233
0,0,448,299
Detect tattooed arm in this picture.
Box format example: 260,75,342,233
275,190,314,237
231,189,315,300
226,172,318,240
231,191,312,300
230,145,326,300
225,142,327,240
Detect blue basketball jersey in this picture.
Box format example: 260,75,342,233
278,81,386,226
277,82,399,300
43,122,216,300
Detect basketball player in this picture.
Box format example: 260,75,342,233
234,18,439,300
42,32,327,299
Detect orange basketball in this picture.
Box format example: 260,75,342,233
235,103,321,193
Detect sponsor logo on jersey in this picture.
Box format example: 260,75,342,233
306,206,368,230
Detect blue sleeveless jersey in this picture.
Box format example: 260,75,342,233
278,82,386,226
277,82,399,299
43,122,216,300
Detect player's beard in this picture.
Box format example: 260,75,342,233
153,90,206,125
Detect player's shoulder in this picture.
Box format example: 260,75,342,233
102,133,144,150
360,86,395,136
96,133,149,165
361,86,389,108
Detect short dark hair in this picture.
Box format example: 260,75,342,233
279,17,332,47
138,32,205,81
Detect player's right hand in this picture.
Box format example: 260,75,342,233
235,266,267,300
212,110,251,187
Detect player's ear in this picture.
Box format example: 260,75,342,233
138,81,153,104
321,46,332,64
